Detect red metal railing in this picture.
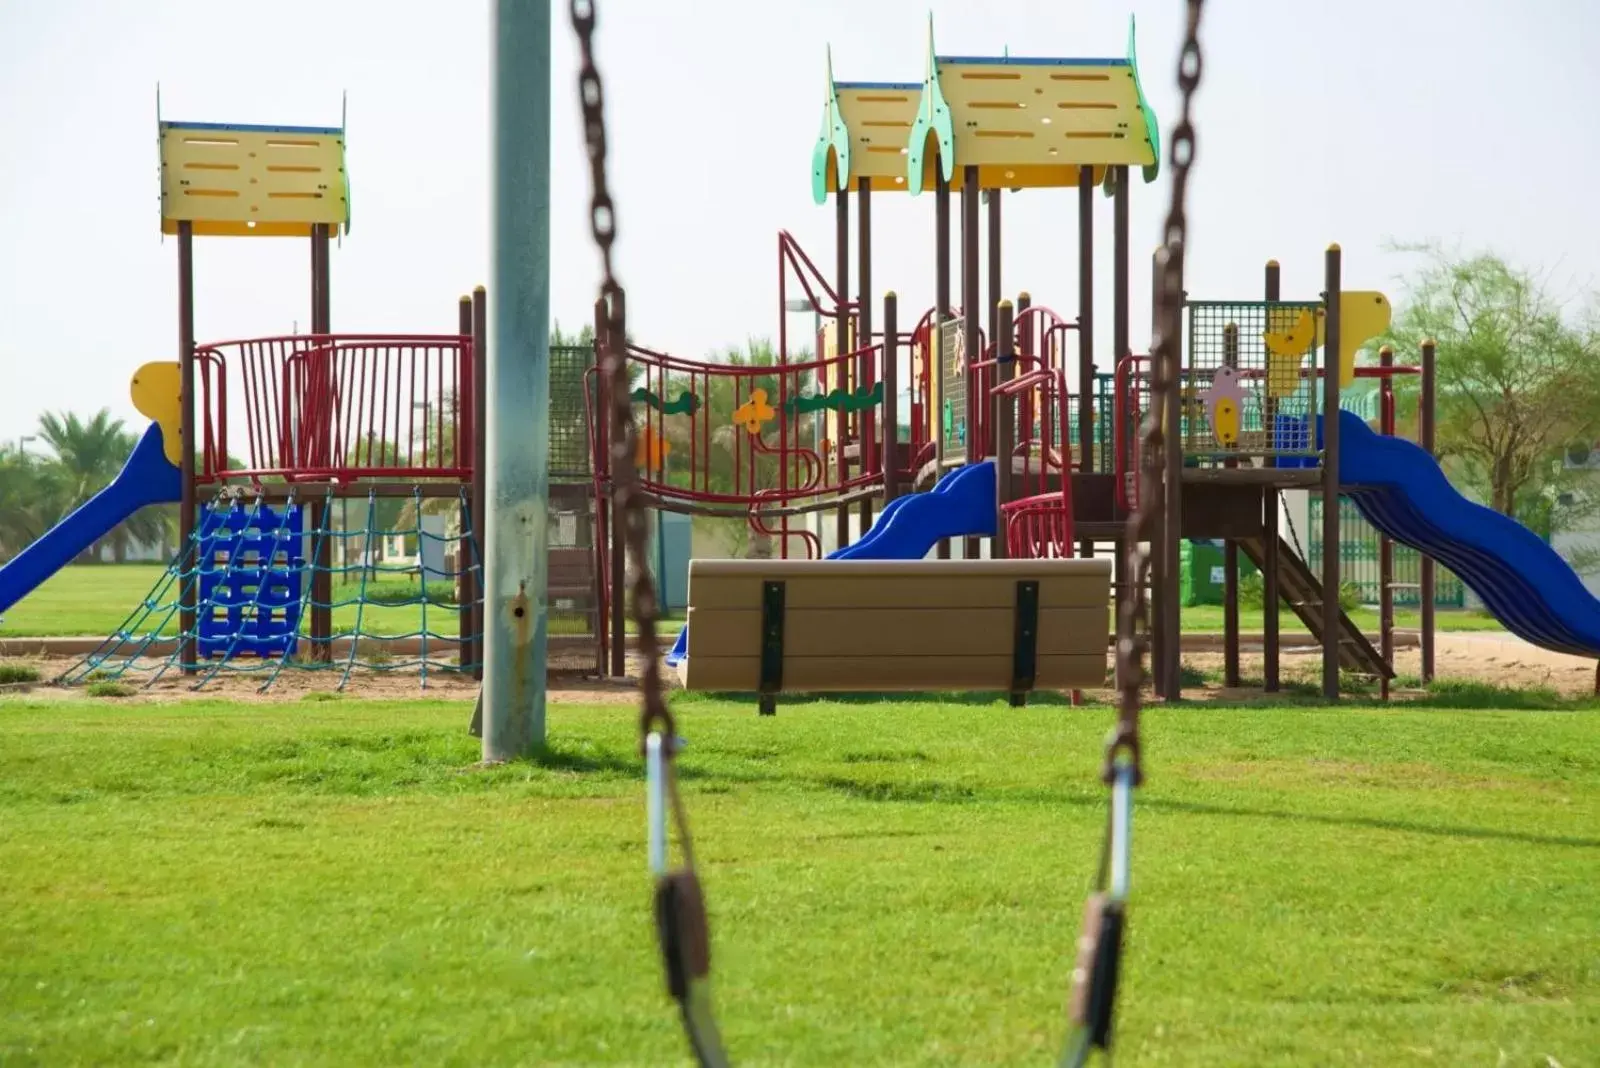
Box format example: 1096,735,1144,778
194,333,473,483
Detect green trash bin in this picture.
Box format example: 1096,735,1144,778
1181,539,1258,607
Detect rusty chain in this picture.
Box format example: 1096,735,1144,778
1110,0,1203,785
571,0,676,751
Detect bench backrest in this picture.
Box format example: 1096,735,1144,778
681,558,1111,694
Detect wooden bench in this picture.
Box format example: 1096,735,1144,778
678,558,1111,713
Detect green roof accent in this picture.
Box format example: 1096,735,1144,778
904,15,955,198
810,48,851,205
1125,15,1161,186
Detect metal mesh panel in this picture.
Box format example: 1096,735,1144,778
1185,300,1325,465
550,343,595,481
940,319,967,462
1308,495,1466,608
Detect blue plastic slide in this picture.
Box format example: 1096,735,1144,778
0,422,183,619
1330,409,1600,656
664,461,997,667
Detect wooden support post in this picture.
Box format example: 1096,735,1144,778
1222,322,1241,688
1378,344,1395,700
309,222,334,664
935,166,952,560
1419,338,1437,684
834,186,850,554
961,165,981,560
177,222,197,675
857,177,875,538
1077,165,1095,561
994,300,1015,558
457,295,476,674
883,291,900,502
1262,260,1282,692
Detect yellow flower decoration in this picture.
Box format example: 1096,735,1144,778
733,388,776,435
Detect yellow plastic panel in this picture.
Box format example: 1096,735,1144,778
129,361,183,467
159,122,349,236
936,60,1155,185
832,85,921,191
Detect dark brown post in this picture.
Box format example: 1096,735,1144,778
457,295,476,673
856,177,874,536
472,287,490,680
1378,344,1395,699
882,291,900,502
994,300,1016,558
986,190,1002,352
600,295,625,677
1419,337,1437,683
1262,259,1282,691
1320,244,1342,700
961,165,981,559
1148,249,1166,696
1077,165,1095,560
1222,322,1241,687
177,221,197,674
934,166,952,559
309,222,334,663
1112,168,1130,632
1162,249,1185,700
834,186,850,553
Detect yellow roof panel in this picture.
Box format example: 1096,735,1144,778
159,121,350,237
936,57,1155,182
832,83,921,191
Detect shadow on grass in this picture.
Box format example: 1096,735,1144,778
797,772,1600,850
675,677,1600,713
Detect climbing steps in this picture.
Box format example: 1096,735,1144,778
1236,534,1392,679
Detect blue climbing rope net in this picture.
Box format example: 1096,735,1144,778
58,486,484,692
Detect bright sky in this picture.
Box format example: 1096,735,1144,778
3,0,1598,447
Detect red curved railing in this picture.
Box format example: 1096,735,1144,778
1113,354,1150,512
193,333,473,483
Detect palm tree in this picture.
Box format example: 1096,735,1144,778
35,409,142,562
0,450,75,561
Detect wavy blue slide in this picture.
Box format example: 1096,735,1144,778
1330,409,1600,657
664,461,997,667
0,422,183,619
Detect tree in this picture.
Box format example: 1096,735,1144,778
1377,243,1600,532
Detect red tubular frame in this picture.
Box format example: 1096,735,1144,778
193,333,473,483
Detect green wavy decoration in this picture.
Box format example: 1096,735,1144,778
785,382,884,415
631,387,701,416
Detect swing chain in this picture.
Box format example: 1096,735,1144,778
1109,0,1204,784
571,0,676,748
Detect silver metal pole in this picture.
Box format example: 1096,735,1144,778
483,0,552,759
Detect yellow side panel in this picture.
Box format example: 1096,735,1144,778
129,361,183,468
1337,291,1393,387
824,320,856,452
160,124,348,235
835,86,921,189
938,61,1155,177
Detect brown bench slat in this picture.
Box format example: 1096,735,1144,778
686,605,1103,659
684,653,1106,692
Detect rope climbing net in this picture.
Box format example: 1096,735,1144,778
58,487,484,692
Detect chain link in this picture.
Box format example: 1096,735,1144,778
570,0,676,746
1109,0,1204,784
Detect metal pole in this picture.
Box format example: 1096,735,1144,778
1222,322,1240,688
483,0,552,760
961,165,980,559
934,165,952,559
834,187,850,554
472,287,490,681
1321,244,1342,700
882,291,900,502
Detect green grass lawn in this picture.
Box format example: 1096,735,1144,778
0,564,1499,640
0,565,648,639
1,693,1595,1065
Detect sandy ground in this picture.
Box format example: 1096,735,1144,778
1,632,1594,705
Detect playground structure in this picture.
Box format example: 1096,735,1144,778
573,15,1600,703
0,110,604,689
